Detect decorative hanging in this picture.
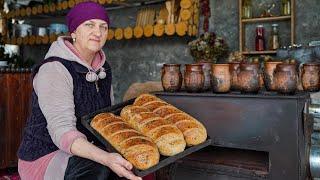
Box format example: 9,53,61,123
201,0,210,32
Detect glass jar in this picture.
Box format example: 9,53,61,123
242,0,252,19
255,25,265,51
282,0,291,15
269,24,280,50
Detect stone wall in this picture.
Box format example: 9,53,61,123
22,0,320,103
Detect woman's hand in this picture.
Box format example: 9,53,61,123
71,138,142,180
103,152,142,180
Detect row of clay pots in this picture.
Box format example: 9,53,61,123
161,61,320,94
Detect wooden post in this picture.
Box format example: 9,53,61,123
17,37,22,45
165,24,175,36
26,7,32,16
239,0,243,52
143,24,154,38
49,3,56,13
107,29,114,40
20,8,26,17
32,6,37,15
124,27,133,40
37,5,43,14
22,36,29,46
154,24,165,37
98,0,106,5
43,4,49,14
68,0,75,8
114,28,123,40
62,1,68,10
36,36,42,45
42,35,49,44
291,0,295,45
176,22,187,36
28,35,36,45
133,26,143,39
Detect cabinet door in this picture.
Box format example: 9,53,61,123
0,73,8,168
0,73,32,168
6,73,23,167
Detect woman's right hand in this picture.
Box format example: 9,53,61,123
103,152,142,180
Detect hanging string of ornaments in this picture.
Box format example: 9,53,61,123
201,0,210,32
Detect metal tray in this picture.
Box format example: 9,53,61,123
81,98,211,177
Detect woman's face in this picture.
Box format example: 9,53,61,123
72,19,108,53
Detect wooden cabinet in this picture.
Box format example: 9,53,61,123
0,72,32,169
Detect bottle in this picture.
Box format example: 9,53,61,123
255,25,265,51
282,0,291,15
269,24,280,50
242,0,253,19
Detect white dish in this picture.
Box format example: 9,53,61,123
0,61,8,67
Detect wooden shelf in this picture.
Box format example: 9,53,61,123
241,15,291,23
238,0,295,55
3,0,200,45
242,51,277,55
3,23,197,45
4,0,166,19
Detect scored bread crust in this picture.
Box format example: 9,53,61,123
153,105,181,118
133,94,163,106
91,113,159,170
141,100,168,111
134,94,208,147
120,106,186,156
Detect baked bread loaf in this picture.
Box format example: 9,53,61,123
133,94,163,106
120,106,186,156
134,94,207,146
91,113,160,170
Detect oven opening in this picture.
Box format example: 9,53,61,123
175,146,269,179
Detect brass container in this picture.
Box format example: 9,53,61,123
264,61,282,91
184,64,204,93
274,63,297,94
161,64,182,92
229,62,241,91
301,63,320,92
197,61,212,91
212,64,231,93
238,63,260,93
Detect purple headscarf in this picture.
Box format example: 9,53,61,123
66,1,110,33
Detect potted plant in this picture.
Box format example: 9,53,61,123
188,32,229,64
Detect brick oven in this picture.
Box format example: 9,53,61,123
155,91,312,180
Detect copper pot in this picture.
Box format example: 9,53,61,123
229,62,241,91
238,63,260,93
264,61,282,91
197,61,212,91
184,64,204,93
301,63,320,92
161,64,182,92
211,64,231,93
274,63,297,94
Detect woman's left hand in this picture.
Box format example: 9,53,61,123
71,138,142,180
102,152,142,180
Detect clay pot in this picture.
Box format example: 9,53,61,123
197,61,212,91
238,63,260,93
229,62,241,91
184,64,204,93
274,63,297,94
211,64,231,93
301,63,320,92
161,64,182,92
264,61,282,91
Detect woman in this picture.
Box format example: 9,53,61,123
17,1,142,180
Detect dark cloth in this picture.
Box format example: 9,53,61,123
18,57,112,161
64,156,124,180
